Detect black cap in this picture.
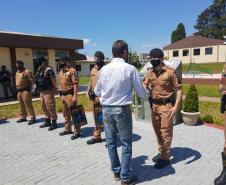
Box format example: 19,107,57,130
37,56,47,63
149,48,164,58
94,51,105,60
16,60,24,66
60,56,70,62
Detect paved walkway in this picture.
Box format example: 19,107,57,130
0,112,224,185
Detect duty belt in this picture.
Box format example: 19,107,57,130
152,97,173,105
17,87,31,92
59,89,74,96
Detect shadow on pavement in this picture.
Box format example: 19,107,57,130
116,133,141,147
35,118,46,124
133,155,175,184
171,147,202,165
133,147,201,184
80,127,96,138
0,119,9,125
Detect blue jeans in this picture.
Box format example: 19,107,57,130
102,105,132,182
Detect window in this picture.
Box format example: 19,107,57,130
193,48,200,56
205,47,213,55
55,50,70,72
75,64,81,71
32,49,48,73
173,50,179,57
183,49,189,56
90,64,95,71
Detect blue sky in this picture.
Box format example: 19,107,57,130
0,0,212,57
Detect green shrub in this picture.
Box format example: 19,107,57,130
183,84,199,112
200,114,214,123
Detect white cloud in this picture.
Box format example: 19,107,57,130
83,38,97,47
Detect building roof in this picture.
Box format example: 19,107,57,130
0,31,83,50
163,35,224,50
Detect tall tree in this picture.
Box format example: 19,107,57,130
171,30,177,43
176,23,186,40
128,50,140,67
194,0,226,39
171,23,186,43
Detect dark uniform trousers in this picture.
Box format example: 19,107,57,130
2,82,14,98
224,113,226,156
60,94,80,134
40,90,57,120
151,103,174,160
17,90,36,120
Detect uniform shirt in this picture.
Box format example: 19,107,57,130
16,69,34,90
94,58,146,106
143,65,181,99
90,65,99,91
0,70,11,83
59,67,79,92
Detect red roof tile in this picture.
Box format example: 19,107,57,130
163,35,224,50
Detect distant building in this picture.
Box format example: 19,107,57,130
75,56,111,77
139,53,149,65
0,31,85,98
163,35,226,64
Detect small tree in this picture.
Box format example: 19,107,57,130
183,84,199,112
171,22,186,43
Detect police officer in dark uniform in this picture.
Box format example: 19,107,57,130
0,65,14,98
35,56,58,131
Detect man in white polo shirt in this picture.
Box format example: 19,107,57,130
95,40,146,185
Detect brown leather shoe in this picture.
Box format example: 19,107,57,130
114,173,120,181
87,138,103,145
59,131,73,136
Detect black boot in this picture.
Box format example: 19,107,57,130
16,118,27,123
48,120,58,131
214,152,226,185
40,118,51,128
28,119,36,125
154,159,170,169
152,154,160,163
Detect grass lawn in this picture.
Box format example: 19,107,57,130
182,62,224,74
199,101,224,126
136,65,144,72
183,84,220,97
79,76,90,85
0,94,92,120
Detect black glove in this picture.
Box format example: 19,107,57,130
220,95,226,113
88,88,96,101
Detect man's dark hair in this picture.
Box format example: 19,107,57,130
94,51,105,60
2,65,6,69
112,40,128,58
37,56,47,63
60,56,70,62
16,60,24,66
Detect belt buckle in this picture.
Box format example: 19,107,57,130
163,99,166,104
